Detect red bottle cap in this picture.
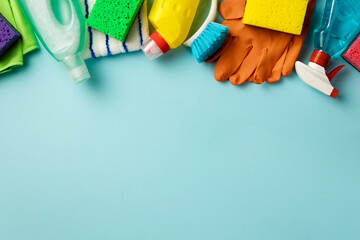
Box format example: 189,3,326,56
309,50,331,68
150,31,170,54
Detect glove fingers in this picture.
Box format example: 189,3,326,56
206,35,232,63
282,38,303,76
214,39,252,82
282,24,311,76
267,47,288,83
253,49,272,84
230,49,260,85
219,0,246,20
254,47,287,84
248,73,255,82
254,33,294,83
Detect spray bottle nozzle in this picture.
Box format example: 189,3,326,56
295,50,344,98
309,50,330,67
326,65,346,81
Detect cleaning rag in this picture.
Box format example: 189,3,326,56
0,0,38,74
82,0,149,59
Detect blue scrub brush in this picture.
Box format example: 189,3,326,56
183,0,229,63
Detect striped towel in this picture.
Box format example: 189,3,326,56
82,0,149,59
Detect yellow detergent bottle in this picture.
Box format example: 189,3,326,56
141,0,200,60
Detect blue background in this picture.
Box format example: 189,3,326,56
1,0,360,239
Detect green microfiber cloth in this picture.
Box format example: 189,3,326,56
86,0,144,42
0,0,38,74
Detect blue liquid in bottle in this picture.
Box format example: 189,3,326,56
295,0,360,98
314,0,360,56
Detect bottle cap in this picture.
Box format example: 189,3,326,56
61,53,90,83
309,50,331,67
141,31,170,60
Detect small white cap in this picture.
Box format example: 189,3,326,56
141,31,170,60
141,38,164,60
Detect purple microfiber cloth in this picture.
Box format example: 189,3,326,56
0,13,21,57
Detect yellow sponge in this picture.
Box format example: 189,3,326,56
243,0,308,35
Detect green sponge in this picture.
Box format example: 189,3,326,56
243,0,308,35
86,0,144,42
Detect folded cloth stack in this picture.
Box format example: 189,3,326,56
82,0,149,59
0,0,38,74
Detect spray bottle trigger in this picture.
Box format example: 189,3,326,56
326,65,345,82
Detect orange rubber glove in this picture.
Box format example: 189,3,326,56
206,0,316,85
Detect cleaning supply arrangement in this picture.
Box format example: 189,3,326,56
296,0,360,98
0,0,359,99
206,0,316,85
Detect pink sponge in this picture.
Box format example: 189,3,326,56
342,34,360,71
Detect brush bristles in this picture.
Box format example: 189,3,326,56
191,22,229,63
